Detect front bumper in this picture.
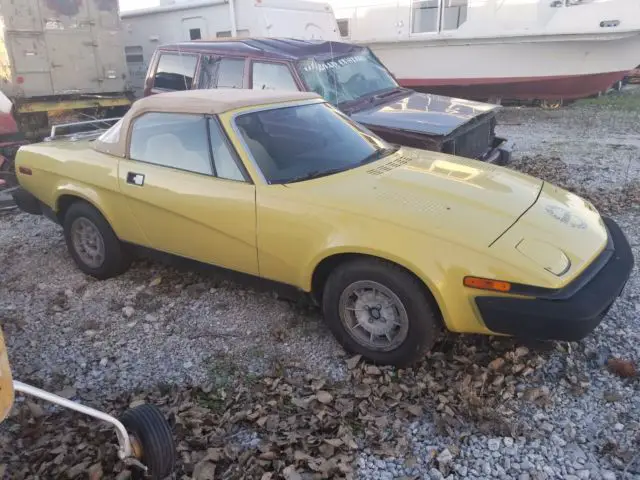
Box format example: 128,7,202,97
476,217,634,342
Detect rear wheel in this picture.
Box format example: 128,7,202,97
322,258,441,367
62,201,131,279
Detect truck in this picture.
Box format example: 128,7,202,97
0,0,133,206
120,0,341,97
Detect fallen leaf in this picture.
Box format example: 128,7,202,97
406,405,422,416
26,401,44,418
324,438,343,447
365,365,382,375
316,391,333,404
192,459,216,480
56,387,77,399
346,355,362,370
607,358,637,378
488,358,505,370
283,465,302,480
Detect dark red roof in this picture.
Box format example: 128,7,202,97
158,38,365,61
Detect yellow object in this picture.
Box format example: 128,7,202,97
13,96,610,337
16,97,131,114
0,327,14,422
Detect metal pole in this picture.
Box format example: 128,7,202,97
13,381,133,460
229,0,238,36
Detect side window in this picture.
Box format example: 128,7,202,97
217,58,245,89
251,62,298,91
129,113,213,175
209,118,245,181
153,53,197,91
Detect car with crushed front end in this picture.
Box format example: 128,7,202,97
143,39,511,165
12,89,633,367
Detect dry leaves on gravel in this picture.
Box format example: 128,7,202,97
0,339,548,479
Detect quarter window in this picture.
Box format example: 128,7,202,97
209,119,245,181
153,53,197,91
217,58,245,88
251,62,298,91
129,113,213,175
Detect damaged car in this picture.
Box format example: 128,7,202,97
143,38,510,164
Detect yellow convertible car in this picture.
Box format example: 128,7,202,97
12,90,633,367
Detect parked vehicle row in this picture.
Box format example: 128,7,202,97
11,88,634,367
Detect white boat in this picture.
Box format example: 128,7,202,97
329,0,640,102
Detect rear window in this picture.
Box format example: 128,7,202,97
153,53,197,91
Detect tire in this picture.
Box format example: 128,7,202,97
322,258,441,367
62,201,131,279
120,404,176,480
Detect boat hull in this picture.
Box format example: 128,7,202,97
366,32,640,101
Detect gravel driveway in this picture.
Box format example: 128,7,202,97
0,88,639,480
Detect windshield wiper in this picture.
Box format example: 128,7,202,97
285,166,353,184
284,146,400,184
358,145,400,166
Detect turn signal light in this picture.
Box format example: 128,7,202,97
463,276,512,293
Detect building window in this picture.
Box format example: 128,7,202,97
189,28,202,40
442,0,468,31
125,45,144,64
216,29,251,38
411,0,468,33
337,18,349,37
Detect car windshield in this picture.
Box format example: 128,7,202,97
296,48,399,106
234,102,398,184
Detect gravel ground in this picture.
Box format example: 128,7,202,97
0,87,639,479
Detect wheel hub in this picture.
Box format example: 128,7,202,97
70,217,105,268
339,280,409,352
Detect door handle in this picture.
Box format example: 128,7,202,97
126,172,145,186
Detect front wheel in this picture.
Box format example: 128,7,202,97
322,258,441,367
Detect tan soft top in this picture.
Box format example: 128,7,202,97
94,89,322,157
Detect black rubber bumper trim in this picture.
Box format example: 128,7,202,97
476,217,634,341
11,187,42,215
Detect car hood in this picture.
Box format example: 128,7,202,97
284,148,542,248
349,90,500,137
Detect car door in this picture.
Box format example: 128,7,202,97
117,112,259,276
